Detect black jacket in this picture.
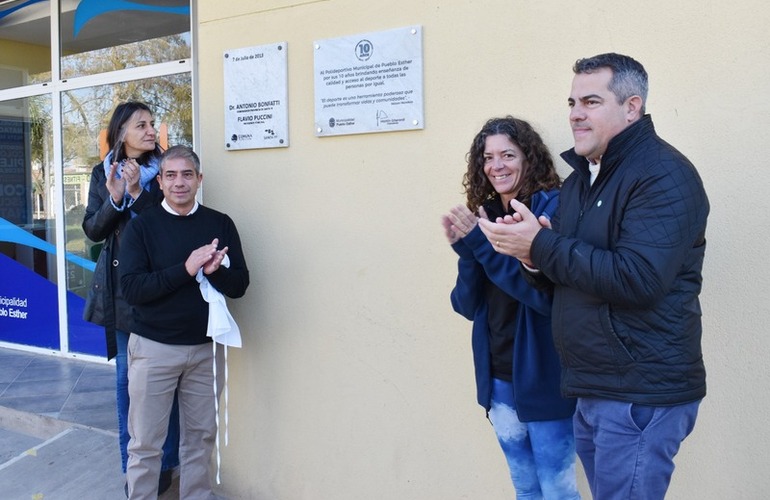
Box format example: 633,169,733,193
530,115,709,405
82,162,163,359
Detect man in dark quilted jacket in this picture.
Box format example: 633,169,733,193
479,52,709,500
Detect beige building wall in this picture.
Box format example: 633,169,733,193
197,1,769,498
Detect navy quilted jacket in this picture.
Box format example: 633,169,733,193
531,115,709,405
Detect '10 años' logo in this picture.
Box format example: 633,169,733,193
355,39,373,61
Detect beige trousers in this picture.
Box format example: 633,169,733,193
126,334,217,500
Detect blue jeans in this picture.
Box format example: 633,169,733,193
573,397,700,500
116,330,180,473
488,378,580,499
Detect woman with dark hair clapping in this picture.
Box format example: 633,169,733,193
442,116,579,499
82,101,179,496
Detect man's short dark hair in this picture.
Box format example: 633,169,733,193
574,53,649,114
160,145,201,174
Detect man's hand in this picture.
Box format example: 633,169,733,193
203,245,229,275
185,238,226,276
477,199,545,266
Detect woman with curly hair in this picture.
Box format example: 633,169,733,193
442,116,579,498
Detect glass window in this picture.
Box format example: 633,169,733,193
0,0,52,88
0,95,60,349
60,0,191,79
63,73,192,356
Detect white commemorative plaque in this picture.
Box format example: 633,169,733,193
224,43,289,150
314,26,424,137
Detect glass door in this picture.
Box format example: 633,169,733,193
63,75,192,356
0,0,193,357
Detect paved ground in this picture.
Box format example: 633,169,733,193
0,346,185,499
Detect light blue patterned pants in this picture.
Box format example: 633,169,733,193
488,378,580,499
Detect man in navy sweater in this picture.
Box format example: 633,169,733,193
120,145,249,499
479,53,709,499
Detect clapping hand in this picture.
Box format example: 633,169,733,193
185,238,229,276
441,205,480,244
106,161,127,205
477,199,548,266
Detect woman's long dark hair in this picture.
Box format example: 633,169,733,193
106,101,163,165
463,116,560,212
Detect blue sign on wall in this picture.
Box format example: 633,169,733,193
0,252,60,349
1,206,104,356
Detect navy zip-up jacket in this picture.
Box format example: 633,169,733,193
530,115,709,405
450,190,575,422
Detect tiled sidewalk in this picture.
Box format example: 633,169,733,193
0,346,191,499
0,346,128,498
0,346,117,431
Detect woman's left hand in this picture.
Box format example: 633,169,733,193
122,159,142,199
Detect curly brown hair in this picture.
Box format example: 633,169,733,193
462,116,560,212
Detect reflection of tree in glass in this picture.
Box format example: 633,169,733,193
28,95,50,167
27,95,54,221
61,34,191,78
61,74,192,170
59,34,192,169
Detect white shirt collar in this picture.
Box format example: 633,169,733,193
589,160,601,186
161,198,199,215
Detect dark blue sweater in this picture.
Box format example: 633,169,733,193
119,204,250,345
